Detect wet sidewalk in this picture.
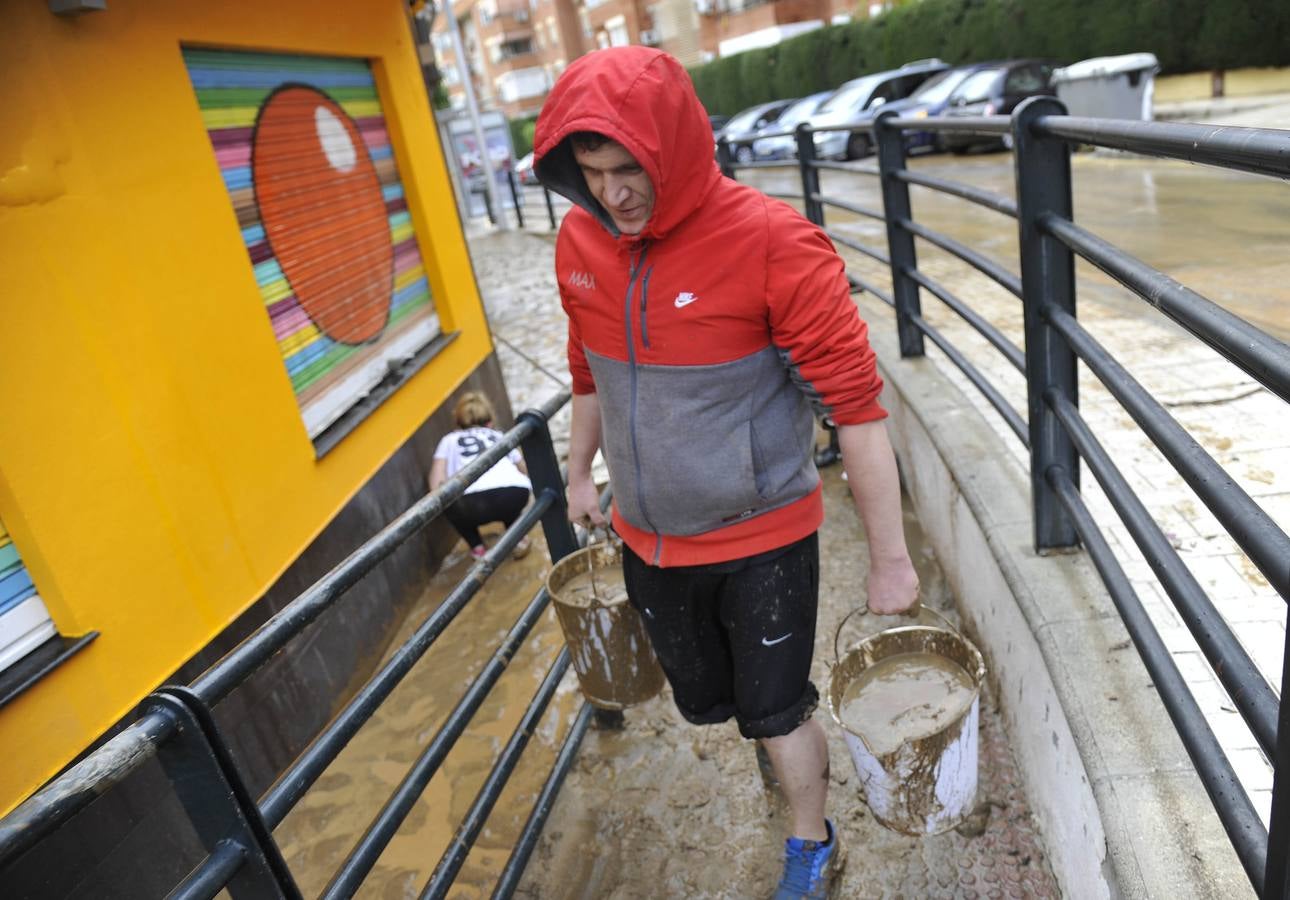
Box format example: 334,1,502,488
774,152,1288,826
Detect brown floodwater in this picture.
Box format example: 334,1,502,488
745,151,1290,342
271,538,582,899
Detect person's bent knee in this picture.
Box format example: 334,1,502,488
736,683,819,740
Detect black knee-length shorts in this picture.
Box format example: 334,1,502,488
622,532,819,739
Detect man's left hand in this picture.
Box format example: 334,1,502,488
866,557,920,616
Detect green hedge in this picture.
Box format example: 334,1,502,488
508,114,538,157
687,0,1290,115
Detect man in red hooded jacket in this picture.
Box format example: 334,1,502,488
534,47,919,897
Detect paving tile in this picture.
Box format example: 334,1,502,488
1230,619,1288,688
1172,650,1216,684
1227,747,1275,795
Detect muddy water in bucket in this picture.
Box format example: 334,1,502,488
547,541,664,709
839,650,978,757
828,614,986,836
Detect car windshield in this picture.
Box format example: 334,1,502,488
910,69,976,105
818,75,883,114
952,68,1004,103
775,94,827,129
724,105,771,133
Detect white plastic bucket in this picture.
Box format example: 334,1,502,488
827,611,986,835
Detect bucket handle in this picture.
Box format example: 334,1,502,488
832,600,958,665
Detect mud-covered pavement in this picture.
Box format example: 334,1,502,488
517,462,1059,899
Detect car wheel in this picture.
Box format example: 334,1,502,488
736,145,753,164
950,144,971,156
845,133,871,160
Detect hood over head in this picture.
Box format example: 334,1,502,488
534,47,721,240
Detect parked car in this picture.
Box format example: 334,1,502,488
865,62,1001,153
515,151,538,185
708,114,730,133
750,91,832,161
941,60,1058,153
809,59,949,160
717,98,795,163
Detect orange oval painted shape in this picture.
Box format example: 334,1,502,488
253,86,393,344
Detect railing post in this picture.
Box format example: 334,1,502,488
716,137,735,179
873,111,924,358
516,409,579,563
506,168,525,229
795,123,824,226
1266,625,1290,899
151,688,303,898
477,183,497,225
543,184,557,230
1012,96,1079,551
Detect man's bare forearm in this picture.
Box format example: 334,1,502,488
838,421,906,561
838,420,919,612
569,392,602,481
567,392,607,524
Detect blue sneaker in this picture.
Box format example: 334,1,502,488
772,819,844,899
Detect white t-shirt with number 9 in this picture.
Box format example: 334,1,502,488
434,427,532,495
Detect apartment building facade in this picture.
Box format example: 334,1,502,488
429,0,704,120
696,0,877,60
426,0,900,122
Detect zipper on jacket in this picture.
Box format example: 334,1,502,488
622,244,661,558
639,266,654,349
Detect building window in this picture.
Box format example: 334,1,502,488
498,37,536,60
604,15,629,47
183,49,444,449
496,66,551,102
0,517,56,676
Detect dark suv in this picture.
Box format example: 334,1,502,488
942,59,1058,152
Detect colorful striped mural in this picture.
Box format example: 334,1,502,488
183,49,441,438
0,517,55,673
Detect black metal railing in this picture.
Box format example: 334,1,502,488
0,389,600,899
721,100,1290,898
474,171,565,231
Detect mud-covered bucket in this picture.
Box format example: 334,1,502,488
827,608,986,835
546,541,665,710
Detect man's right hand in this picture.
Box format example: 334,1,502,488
567,475,607,527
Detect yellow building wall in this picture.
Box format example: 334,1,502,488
0,0,491,813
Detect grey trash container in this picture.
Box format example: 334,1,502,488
1051,53,1160,121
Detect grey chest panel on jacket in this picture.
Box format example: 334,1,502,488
586,345,819,537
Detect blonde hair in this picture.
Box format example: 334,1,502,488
454,392,495,429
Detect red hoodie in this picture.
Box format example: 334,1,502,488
534,48,886,567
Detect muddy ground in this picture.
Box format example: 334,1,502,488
514,461,1058,900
